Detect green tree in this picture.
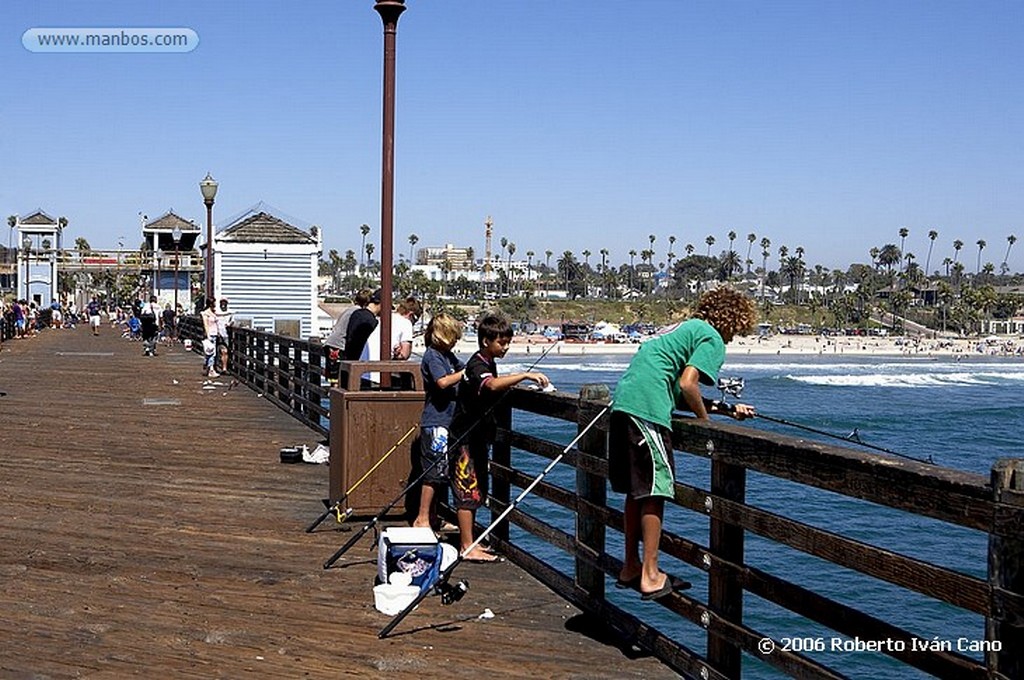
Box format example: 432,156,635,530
359,224,371,269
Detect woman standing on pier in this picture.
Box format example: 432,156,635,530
610,287,757,600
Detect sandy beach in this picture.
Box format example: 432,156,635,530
442,334,1022,359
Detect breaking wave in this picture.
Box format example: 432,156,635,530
786,371,1024,388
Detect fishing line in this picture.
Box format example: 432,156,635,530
321,339,561,569
715,377,934,465
753,412,934,465
378,400,613,638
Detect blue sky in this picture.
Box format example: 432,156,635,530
3,1,1022,273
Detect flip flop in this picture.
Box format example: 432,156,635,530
640,575,691,601
614,575,640,590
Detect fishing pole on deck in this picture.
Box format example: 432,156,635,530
321,338,561,569
714,377,935,465
305,425,418,533
378,399,613,638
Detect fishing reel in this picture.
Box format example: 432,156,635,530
436,578,469,606
717,376,744,399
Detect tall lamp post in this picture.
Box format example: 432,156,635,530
199,173,218,301
374,0,405,365
172,226,182,312
22,235,31,302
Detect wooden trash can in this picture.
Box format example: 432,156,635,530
329,361,424,517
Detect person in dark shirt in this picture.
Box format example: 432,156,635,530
448,312,549,562
343,288,382,361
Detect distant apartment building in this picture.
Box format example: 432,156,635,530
416,243,474,270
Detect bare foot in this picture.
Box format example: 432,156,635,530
462,546,501,563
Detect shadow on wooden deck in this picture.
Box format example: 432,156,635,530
0,326,674,678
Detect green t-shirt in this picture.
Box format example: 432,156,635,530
611,319,725,429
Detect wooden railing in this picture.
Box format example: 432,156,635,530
479,388,1023,680
179,317,329,437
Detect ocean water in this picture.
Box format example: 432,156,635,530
490,352,1024,679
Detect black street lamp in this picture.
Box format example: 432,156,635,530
199,173,218,300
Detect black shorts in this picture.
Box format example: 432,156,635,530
608,411,676,499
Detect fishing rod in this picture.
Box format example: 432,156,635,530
305,425,418,533
322,339,560,569
378,400,613,638
715,377,935,465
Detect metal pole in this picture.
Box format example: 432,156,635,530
173,251,180,312
205,199,214,299
374,0,405,367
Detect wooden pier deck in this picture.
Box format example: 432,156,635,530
0,327,673,679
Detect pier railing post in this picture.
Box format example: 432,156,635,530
576,384,610,597
491,400,513,543
708,450,746,679
987,459,1024,678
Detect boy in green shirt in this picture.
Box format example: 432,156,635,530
611,288,757,600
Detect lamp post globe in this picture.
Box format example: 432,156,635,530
199,173,218,301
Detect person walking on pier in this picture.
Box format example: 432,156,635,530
201,298,220,377
413,313,465,533
215,298,233,373
87,298,101,336
449,312,549,562
610,287,757,600
140,295,161,356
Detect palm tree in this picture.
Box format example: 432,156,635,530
545,250,553,296
705,235,715,257
359,224,370,269
506,241,516,295
685,243,694,257
898,226,909,269
976,239,986,275
628,249,637,290
526,250,535,287
878,244,901,277
745,232,756,274
408,233,419,264
365,242,375,271
1003,234,1017,269
952,239,963,263
668,235,676,260
727,230,737,277
925,229,938,278
648,234,656,257
760,245,771,302
942,256,952,278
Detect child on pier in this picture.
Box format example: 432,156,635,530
611,287,757,600
412,313,465,533
448,312,549,562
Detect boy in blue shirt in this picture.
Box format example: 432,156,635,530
413,313,465,532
